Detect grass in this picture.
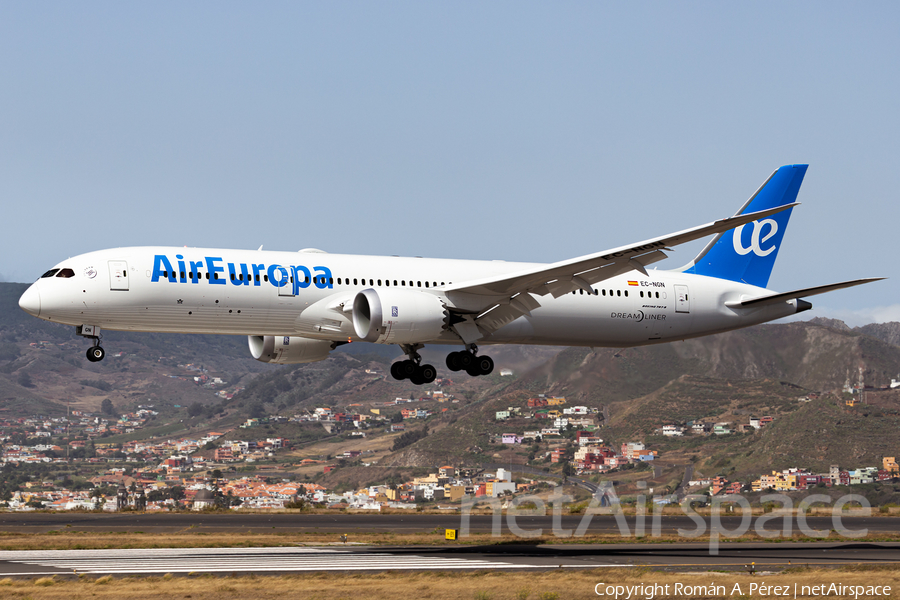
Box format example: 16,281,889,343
0,528,897,551
0,567,898,599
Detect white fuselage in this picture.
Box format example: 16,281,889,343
21,246,799,349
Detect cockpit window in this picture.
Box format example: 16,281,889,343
56,268,75,278
41,269,60,278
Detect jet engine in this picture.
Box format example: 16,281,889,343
248,335,335,365
352,288,448,344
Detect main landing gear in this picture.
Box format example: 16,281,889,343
390,344,437,385
77,325,106,363
446,345,493,377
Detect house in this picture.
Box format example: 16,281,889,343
495,411,511,421
713,423,732,435
620,442,645,459
692,423,710,434
884,457,898,474
711,476,729,495
501,433,522,445
662,425,684,437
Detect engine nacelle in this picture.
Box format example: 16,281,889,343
248,335,335,365
352,288,448,344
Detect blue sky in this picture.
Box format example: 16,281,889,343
1,3,897,325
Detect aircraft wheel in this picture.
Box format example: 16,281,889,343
390,361,406,380
399,360,418,378
457,351,474,370
86,346,105,362
445,352,463,372
409,369,425,386
418,364,437,384
474,355,494,375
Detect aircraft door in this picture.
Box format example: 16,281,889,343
109,261,129,291
674,284,690,313
274,266,294,297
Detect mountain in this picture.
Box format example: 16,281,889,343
6,279,900,481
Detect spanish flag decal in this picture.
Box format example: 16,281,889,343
627,280,639,286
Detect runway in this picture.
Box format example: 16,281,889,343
0,543,898,576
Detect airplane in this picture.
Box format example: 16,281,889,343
18,164,881,385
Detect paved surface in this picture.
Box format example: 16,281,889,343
0,542,897,576
0,512,895,536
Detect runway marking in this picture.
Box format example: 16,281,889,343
0,547,617,575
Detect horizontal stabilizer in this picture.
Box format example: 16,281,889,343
725,278,885,308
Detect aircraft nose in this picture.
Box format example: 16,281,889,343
19,285,41,317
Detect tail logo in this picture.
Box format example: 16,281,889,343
733,219,778,257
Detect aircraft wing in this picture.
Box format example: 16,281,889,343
724,278,885,308
442,203,797,334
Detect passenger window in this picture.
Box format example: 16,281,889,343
386,280,390,287
640,291,644,297
656,292,659,298
329,277,333,285
617,290,621,297
417,281,421,287
354,278,358,285
425,282,429,288
394,280,398,286
601,289,606,296
214,273,219,280
378,279,382,286
56,268,75,278
624,290,628,297
206,273,210,280
369,279,373,285
41,269,60,278
401,280,406,286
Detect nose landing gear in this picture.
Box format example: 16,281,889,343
86,344,106,362
77,325,106,363
390,344,437,385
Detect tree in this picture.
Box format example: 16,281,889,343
101,398,115,416
188,403,204,417
17,371,34,388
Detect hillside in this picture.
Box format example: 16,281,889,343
5,279,900,485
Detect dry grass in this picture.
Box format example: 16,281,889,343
0,528,897,551
0,568,898,599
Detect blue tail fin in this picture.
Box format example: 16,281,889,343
681,164,808,288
